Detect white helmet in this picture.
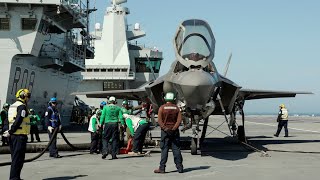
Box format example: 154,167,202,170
108,96,116,103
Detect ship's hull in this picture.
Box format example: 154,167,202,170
4,55,81,126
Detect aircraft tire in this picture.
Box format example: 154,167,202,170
191,138,197,155
237,125,246,142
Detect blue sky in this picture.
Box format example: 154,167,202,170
91,0,320,114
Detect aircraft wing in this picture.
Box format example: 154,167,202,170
238,89,313,100
72,89,148,100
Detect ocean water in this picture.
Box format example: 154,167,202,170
246,112,320,117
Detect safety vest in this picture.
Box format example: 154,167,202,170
126,115,147,132
8,101,30,135
47,106,59,128
280,108,289,120
88,114,100,132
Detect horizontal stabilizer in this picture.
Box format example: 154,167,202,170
239,89,313,100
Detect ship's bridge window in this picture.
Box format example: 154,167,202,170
21,18,37,31
86,69,93,72
0,18,10,30
121,68,127,72
101,69,106,72
93,69,99,72
107,69,113,72
115,69,121,72
135,58,161,73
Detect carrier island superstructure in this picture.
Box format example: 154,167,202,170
77,0,163,106
0,0,94,126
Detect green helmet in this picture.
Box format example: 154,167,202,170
3,103,10,109
122,100,129,105
164,92,175,102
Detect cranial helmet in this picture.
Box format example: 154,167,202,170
50,97,57,103
164,92,175,102
3,103,10,109
279,104,285,108
100,101,107,106
108,96,116,103
96,109,102,116
122,100,129,105
16,89,31,103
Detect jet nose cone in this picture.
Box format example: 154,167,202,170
172,69,218,108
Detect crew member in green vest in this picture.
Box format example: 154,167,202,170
100,96,124,160
29,109,41,142
124,114,150,155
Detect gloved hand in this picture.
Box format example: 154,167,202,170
3,130,10,137
48,126,53,133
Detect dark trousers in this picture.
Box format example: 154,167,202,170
1,135,9,146
119,125,126,148
133,123,150,153
48,129,58,156
30,125,40,142
2,126,9,146
9,134,27,180
276,120,289,136
102,123,119,158
90,132,100,153
159,129,183,171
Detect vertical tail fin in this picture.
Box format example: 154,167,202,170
223,53,232,77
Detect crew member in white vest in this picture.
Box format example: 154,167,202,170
274,104,289,137
88,109,102,154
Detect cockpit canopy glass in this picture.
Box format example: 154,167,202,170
175,19,215,62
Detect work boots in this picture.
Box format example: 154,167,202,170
177,164,184,173
101,153,108,159
154,168,165,174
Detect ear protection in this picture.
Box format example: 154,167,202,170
16,89,30,99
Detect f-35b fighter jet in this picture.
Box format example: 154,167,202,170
75,19,312,155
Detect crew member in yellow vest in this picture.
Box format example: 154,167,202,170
3,88,31,180
274,104,289,137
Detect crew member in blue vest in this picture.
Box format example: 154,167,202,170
45,97,62,158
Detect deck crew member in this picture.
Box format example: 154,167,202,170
45,97,62,158
29,109,41,142
1,103,10,146
4,89,31,180
124,114,150,155
88,109,102,154
154,92,184,174
100,101,107,110
100,96,124,160
274,104,289,137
